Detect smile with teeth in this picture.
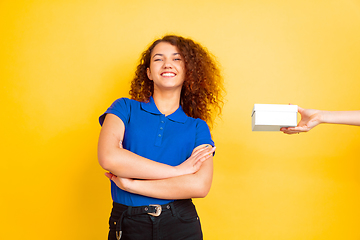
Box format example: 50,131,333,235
161,72,176,77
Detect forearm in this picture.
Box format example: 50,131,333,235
124,159,213,199
98,147,179,179
320,110,360,126
99,145,214,180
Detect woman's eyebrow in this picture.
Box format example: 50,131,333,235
152,53,181,58
152,53,163,58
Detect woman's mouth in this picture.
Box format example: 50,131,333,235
161,72,176,77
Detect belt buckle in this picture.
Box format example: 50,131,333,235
148,204,162,217
116,231,122,240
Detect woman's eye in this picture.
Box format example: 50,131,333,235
174,58,182,61
154,59,162,62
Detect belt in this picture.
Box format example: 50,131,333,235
114,202,174,240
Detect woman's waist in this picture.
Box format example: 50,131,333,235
111,198,194,216
111,184,175,206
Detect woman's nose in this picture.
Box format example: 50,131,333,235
163,60,173,68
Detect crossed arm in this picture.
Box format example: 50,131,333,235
98,114,215,199
281,107,360,134
105,157,213,199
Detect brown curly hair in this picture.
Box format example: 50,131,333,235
129,35,224,127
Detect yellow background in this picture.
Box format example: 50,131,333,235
1,0,360,239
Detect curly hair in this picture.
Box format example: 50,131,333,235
129,35,224,127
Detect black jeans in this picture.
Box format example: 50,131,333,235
108,199,203,240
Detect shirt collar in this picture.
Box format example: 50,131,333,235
140,96,188,123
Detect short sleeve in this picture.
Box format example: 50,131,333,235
195,119,214,148
99,98,131,126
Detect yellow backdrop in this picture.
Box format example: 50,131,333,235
1,0,360,239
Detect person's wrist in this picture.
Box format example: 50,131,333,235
173,165,184,177
317,110,327,124
123,178,136,193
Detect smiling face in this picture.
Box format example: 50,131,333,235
147,42,185,94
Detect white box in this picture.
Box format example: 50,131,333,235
252,104,298,131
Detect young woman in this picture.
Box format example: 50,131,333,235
281,107,360,134
98,35,224,240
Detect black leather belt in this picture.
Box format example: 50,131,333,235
128,203,169,216
115,202,173,240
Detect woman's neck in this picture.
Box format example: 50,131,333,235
152,91,181,116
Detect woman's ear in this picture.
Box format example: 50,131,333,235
147,68,153,81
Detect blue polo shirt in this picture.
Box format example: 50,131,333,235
99,97,214,206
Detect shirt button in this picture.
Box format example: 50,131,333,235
158,134,161,137
160,127,163,130
161,121,164,123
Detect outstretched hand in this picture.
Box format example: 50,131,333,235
281,107,322,134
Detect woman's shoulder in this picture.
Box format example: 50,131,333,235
105,98,142,116
186,116,210,130
111,97,141,107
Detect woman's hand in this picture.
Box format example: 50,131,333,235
281,107,322,134
105,172,134,191
281,107,360,134
175,145,215,175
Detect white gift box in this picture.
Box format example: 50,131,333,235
252,104,298,131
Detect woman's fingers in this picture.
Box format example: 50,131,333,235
105,172,115,179
192,147,216,166
281,126,310,134
175,145,215,175
192,145,215,158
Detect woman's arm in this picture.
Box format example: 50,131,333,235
106,145,214,199
98,114,215,179
281,107,360,134
321,110,360,125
